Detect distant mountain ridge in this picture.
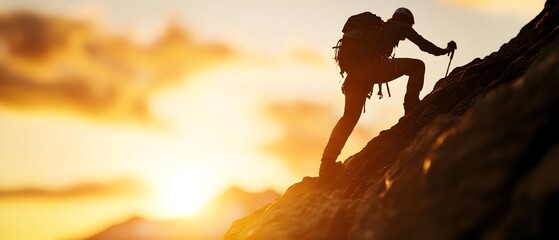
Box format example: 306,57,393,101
84,187,279,240
225,1,559,239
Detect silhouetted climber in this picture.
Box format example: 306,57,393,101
320,8,457,180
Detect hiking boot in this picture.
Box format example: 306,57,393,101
319,161,344,182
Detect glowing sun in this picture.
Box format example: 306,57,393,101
148,170,217,219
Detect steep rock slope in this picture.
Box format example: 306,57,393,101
225,1,559,240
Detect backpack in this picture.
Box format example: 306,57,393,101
333,11,391,100
333,12,384,77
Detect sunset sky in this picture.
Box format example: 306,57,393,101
0,0,546,239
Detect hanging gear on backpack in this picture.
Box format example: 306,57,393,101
333,11,391,101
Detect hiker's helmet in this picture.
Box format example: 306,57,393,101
393,7,414,26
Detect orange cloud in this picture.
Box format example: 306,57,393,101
261,101,378,175
289,47,325,66
0,178,147,198
0,12,232,123
442,0,544,18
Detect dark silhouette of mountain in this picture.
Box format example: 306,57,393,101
84,187,279,240
225,1,559,239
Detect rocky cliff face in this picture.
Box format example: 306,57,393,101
225,1,559,239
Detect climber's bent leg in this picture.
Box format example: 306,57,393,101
385,58,425,114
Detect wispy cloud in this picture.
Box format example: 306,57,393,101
288,46,326,66
0,12,232,123
261,101,332,174
0,178,147,198
442,0,545,18
261,101,378,175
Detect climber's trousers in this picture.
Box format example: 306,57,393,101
321,58,425,163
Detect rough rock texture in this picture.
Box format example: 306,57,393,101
225,1,559,240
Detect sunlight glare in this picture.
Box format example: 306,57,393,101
147,169,217,219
